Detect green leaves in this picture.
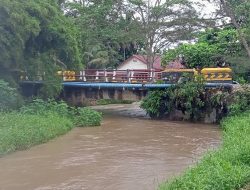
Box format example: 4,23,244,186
0,80,23,111
74,108,102,127
141,79,206,120
20,99,103,127
163,27,245,71
140,89,170,119
0,0,82,97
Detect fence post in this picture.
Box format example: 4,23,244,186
150,69,155,83
82,70,86,82
112,69,116,81
104,69,108,82
96,70,99,81
131,70,134,83
63,71,67,81
127,69,131,83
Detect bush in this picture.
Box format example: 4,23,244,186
20,99,103,127
0,99,103,155
141,89,171,119
159,111,250,190
0,80,23,111
141,79,206,120
20,99,72,118
74,107,102,127
229,86,250,116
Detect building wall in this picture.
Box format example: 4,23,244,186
117,59,147,70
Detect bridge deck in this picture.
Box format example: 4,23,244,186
20,80,234,89
63,82,234,89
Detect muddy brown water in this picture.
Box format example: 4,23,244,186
0,104,221,190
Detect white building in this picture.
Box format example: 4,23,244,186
117,55,162,70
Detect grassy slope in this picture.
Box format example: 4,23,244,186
159,111,250,190
0,112,73,155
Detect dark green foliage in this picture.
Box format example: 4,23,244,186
0,112,73,156
229,86,250,116
141,90,172,119
163,43,220,68
0,80,23,111
20,99,103,127
163,27,250,81
141,79,206,120
0,0,82,97
20,99,71,118
74,107,102,127
163,28,242,68
67,0,142,69
0,99,102,155
159,111,250,190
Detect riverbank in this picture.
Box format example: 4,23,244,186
0,109,220,190
0,100,102,156
159,111,250,190
0,112,73,155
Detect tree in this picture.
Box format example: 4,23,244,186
163,27,250,80
126,0,201,69
66,0,142,69
0,0,83,96
219,0,250,59
163,28,241,68
204,0,250,60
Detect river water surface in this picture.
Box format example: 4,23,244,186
0,104,221,190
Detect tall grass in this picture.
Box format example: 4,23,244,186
0,99,102,156
0,112,73,155
159,111,250,190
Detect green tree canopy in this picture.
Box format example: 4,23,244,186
0,0,82,83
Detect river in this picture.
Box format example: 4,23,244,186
0,104,221,190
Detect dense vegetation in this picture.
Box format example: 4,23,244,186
159,110,250,190
1,0,250,96
0,80,23,111
0,81,102,156
0,112,73,155
141,78,250,122
141,77,225,121
163,28,250,80
0,0,82,96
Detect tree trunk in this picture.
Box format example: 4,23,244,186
220,0,250,59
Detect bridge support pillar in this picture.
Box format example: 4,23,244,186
61,87,147,106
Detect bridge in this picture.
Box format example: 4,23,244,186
20,69,235,106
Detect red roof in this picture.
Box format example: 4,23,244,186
119,55,162,70
166,60,186,69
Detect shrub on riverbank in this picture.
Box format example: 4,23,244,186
141,80,206,120
0,99,102,155
159,111,250,190
74,107,102,127
21,99,103,126
0,80,23,111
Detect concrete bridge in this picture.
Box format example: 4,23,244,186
20,69,235,106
